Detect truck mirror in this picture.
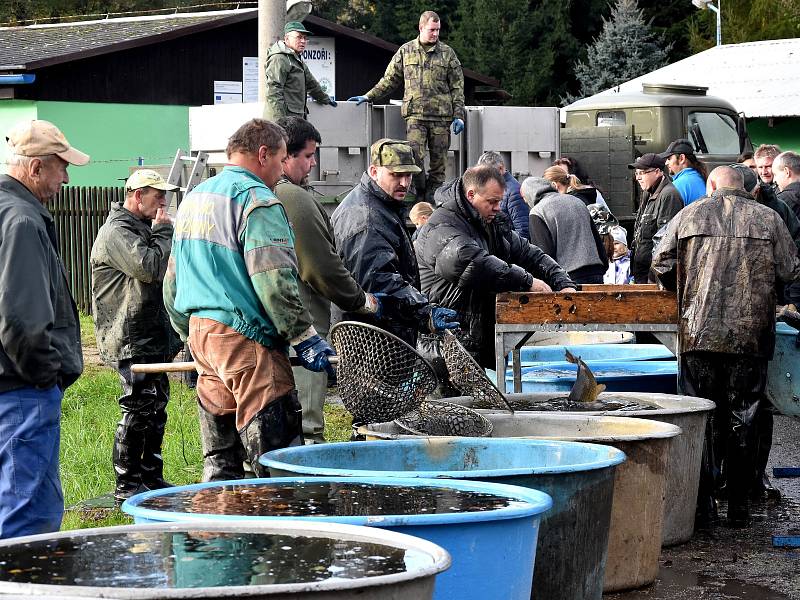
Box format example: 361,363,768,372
737,114,751,154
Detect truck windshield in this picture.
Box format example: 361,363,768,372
687,111,739,155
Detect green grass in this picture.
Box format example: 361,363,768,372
60,315,353,530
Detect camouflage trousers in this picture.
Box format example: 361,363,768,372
406,119,451,202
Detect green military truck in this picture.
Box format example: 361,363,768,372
562,83,752,222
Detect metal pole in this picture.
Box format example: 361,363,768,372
716,1,722,46
258,0,285,103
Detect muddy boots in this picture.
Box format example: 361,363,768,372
198,402,247,481
751,400,780,501
113,361,172,503
240,392,304,478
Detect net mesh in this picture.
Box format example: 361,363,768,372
394,400,494,437
441,330,514,411
330,321,438,423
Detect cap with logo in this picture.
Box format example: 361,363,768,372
370,138,421,174
125,169,178,192
657,138,696,159
284,21,312,35
728,163,759,193
6,119,90,166
628,153,665,171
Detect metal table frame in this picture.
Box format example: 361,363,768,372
494,322,678,394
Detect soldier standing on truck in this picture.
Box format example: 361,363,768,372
348,11,465,202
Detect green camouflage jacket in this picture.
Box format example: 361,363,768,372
91,203,179,365
366,38,464,122
264,40,329,120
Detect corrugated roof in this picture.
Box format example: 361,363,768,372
588,38,800,118
0,10,249,69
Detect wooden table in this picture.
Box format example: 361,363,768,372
494,285,679,393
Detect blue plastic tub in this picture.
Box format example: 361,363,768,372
488,359,678,394
768,322,800,417
512,343,674,365
123,476,551,600
260,438,625,600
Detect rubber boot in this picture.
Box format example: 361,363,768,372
140,374,173,490
113,410,149,503
751,400,780,501
239,392,304,478
197,401,246,482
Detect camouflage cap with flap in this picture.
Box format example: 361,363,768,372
370,138,422,174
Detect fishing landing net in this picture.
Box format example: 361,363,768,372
394,400,494,437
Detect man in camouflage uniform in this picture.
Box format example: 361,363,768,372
91,169,180,502
349,11,465,201
263,21,337,121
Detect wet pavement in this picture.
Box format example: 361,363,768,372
609,414,800,599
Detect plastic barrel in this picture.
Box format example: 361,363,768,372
261,438,624,600
514,343,674,365
447,391,714,546
123,477,550,600
0,521,450,599
767,322,800,417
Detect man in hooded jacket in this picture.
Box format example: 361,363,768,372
417,165,576,368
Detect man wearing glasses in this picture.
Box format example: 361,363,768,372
263,21,337,121
628,153,684,283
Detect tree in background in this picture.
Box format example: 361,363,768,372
689,0,800,52
570,0,671,101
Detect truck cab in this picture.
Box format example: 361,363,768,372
562,83,752,221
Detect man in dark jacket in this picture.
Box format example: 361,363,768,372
0,119,86,538
477,151,529,238
774,151,800,221
275,117,381,443
417,165,576,368
628,153,684,283
331,139,458,347
91,169,180,502
652,166,800,527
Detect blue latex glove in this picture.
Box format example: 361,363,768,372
294,335,336,377
429,306,460,332
371,292,387,321
348,95,369,105
452,118,464,135
328,96,337,107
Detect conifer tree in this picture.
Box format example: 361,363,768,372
571,0,671,100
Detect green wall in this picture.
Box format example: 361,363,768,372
748,118,800,154
0,100,38,168
0,100,189,187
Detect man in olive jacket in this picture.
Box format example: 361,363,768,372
274,117,380,443
0,120,86,539
91,169,180,502
263,21,336,121
349,11,465,201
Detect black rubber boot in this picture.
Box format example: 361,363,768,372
239,392,304,478
140,374,172,490
113,410,149,503
751,399,780,501
198,401,247,482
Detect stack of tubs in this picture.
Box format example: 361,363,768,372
122,475,552,600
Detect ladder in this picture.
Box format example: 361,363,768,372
166,148,208,211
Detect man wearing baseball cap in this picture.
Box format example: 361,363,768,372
91,169,181,503
658,138,708,206
331,139,459,348
0,119,88,537
627,152,683,283
263,21,337,121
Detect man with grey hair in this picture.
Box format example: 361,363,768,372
477,151,528,238
164,118,335,481
0,119,87,538
774,151,800,220
652,165,800,527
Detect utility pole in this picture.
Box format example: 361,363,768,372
258,0,284,103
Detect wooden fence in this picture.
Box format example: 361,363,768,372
50,186,124,314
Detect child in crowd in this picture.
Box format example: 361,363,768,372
603,225,633,284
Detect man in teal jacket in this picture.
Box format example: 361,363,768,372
263,21,336,121
164,118,335,480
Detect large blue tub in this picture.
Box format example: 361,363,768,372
512,343,674,365
768,322,800,417
489,360,678,394
261,438,625,600
123,476,551,600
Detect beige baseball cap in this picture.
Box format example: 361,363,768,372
6,119,90,166
125,169,178,191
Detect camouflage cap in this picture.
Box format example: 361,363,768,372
125,169,178,192
370,138,421,174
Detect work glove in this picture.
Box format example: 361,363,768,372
357,292,385,320
348,95,370,105
293,335,336,377
428,306,460,332
452,118,464,135
328,96,337,107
